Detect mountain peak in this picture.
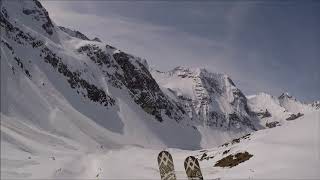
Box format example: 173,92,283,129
169,66,227,80
279,92,293,100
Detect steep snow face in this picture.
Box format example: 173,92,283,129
0,0,199,150
1,0,59,43
247,92,319,128
247,93,291,128
58,26,102,42
58,26,91,41
278,92,316,113
1,0,257,151
1,1,319,179
151,67,260,132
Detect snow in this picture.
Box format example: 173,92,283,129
2,111,319,179
1,0,320,179
247,92,319,127
247,92,290,126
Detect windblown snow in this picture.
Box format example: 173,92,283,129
1,0,319,179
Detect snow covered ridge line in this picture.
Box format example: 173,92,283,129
1,12,116,107
247,92,319,129
75,43,188,122
0,0,260,129
151,66,261,131
1,0,320,178
1,0,187,123
59,26,102,42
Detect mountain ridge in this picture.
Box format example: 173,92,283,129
1,0,319,179
1,0,260,151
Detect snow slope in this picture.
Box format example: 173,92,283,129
247,92,319,128
0,0,201,151
151,67,261,129
1,0,261,152
2,111,319,179
1,0,319,179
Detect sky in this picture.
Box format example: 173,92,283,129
40,0,320,102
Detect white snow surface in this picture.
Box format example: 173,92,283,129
1,0,320,179
2,111,319,179
247,92,319,127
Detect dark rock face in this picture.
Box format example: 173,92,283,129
1,39,32,78
266,121,280,128
41,47,115,106
92,37,102,42
279,92,293,100
286,113,304,121
58,26,103,42
1,12,36,45
22,0,55,36
112,52,186,122
214,151,253,168
59,26,91,41
256,109,272,119
161,67,258,130
228,113,256,130
2,10,115,107
78,45,112,66
76,44,186,122
77,44,122,89
1,0,260,129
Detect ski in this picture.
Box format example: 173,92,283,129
157,151,177,180
184,156,203,180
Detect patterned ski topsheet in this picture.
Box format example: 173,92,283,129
184,156,203,180
157,151,177,180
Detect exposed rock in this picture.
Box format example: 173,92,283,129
22,0,55,36
113,51,186,122
151,67,259,130
266,121,280,128
92,37,102,42
286,113,304,121
59,26,90,41
256,109,272,118
214,151,253,168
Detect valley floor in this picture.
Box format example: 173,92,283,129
1,111,320,179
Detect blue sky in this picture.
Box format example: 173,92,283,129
41,1,320,102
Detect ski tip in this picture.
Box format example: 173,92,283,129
184,156,199,168
157,150,172,163
184,156,203,179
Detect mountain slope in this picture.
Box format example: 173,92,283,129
0,0,198,151
0,0,260,152
2,109,319,179
247,92,319,128
151,67,261,131
1,0,319,179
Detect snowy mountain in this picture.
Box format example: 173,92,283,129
0,0,257,153
1,0,319,179
1,0,198,150
58,26,102,42
151,67,260,131
247,92,319,128
278,92,316,113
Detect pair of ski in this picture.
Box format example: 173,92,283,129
157,151,203,180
